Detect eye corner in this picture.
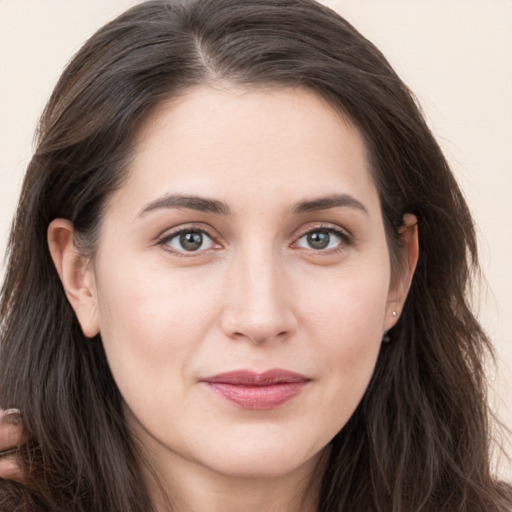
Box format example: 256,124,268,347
291,224,353,254
156,225,222,258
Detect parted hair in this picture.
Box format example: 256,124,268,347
1,0,511,510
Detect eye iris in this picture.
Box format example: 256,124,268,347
307,230,330,249
180,232,203,251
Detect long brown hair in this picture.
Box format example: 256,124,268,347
1,0,510,510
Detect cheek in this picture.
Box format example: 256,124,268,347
97,256,222,340
94,262,224,402
300,261,390,345
299,269,389,422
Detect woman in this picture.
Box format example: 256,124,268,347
0,0,510,510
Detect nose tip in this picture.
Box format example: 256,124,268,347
221,312,295,345
220,260,297,344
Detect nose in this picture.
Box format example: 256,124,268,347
220,249,297,344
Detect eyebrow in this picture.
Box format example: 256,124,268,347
292,194,369,215
138,194,231,217
138,192,368,217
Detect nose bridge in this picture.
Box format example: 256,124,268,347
222,239,295,343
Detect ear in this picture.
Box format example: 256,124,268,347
385,213,419,330
47,219,100,338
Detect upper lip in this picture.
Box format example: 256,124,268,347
201,369,310,386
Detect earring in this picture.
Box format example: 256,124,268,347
383,312,397,343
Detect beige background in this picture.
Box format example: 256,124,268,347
1,0,511,477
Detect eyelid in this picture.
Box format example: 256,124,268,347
291,223,353,252
156,224,222,256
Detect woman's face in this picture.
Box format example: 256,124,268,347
60,86,412,482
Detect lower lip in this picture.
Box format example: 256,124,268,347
205,382,308,409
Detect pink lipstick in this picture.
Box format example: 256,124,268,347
201,369,310,409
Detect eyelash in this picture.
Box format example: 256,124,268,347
157,226,219,257
156,224,353,257
293,225,353,254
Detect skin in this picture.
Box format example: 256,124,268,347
0,409,24,483
48,85,418,512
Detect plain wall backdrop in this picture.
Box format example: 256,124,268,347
1,0,511,478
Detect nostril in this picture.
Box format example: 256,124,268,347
219,267,297,343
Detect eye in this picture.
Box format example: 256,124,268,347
161,229,216,253
295,228,348,251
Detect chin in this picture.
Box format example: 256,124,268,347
195,433,328,480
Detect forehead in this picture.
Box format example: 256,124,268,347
135,84,358,151
114,85,379,216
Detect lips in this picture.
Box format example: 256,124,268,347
201,369,310,410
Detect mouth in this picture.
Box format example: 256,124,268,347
200,369,311,410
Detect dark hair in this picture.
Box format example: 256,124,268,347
1,0,511,510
